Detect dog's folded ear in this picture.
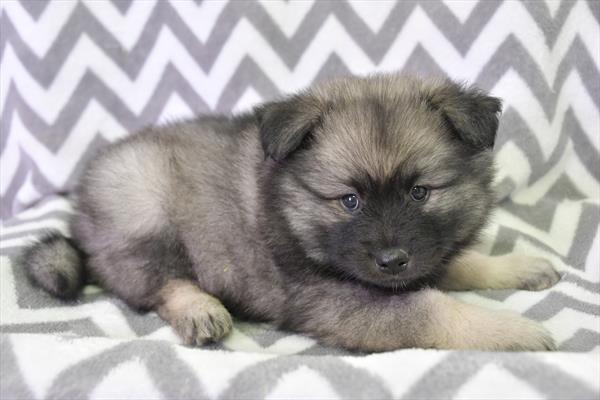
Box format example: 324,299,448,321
255,93,325,161
425,81,502,150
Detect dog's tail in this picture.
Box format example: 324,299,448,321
21,231,87,299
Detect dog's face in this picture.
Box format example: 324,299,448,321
257,75,501,289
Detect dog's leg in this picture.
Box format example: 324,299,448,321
437,250,561,291
84,233,233,346
157,279,233,346
92,253,233,346
284,280,555,352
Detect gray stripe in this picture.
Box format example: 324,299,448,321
524,291,600,320
489,204,600,271
1,318,105,337
521,0,578,46
109,0,134,15
46,340,206,399
403,352,599,400
587,0,600,23
562,272,600,293
220,355,391,399
16,0,49,21
559,329,600,352
0,335,35,400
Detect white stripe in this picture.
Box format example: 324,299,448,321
0,219,68,238
1,197,73,225
543,308,600,345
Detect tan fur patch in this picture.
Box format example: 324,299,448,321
438,250,561,291
421,289,555,351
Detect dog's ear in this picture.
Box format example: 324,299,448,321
255,93,325,161
425,81,502,150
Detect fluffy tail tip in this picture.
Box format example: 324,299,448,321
21,232,85,299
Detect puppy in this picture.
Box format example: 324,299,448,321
22,74,561,351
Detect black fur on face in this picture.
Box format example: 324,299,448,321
317,165,493,289
258,75,500,290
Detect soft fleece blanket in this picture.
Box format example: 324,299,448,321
1,1,599,399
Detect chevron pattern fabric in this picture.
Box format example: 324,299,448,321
0,0,599,398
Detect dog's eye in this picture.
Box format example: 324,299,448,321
340,194,360,212
410,186,429,202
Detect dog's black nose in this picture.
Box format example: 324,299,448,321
374,248,409,274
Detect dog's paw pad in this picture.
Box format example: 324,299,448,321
519,258,561,291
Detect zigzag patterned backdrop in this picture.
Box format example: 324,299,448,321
1,1,599,399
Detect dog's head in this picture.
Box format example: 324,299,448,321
256,75,501,288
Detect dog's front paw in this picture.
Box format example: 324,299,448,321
453,310,557,351
171,298,233,346
497,311,556,351
428,292,556,351
157,281,233,346
516,257,561,291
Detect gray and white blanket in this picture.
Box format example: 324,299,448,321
1,1,599,399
